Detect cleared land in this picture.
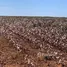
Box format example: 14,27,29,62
0,16,67,67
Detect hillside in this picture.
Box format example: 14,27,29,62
0,16,67,67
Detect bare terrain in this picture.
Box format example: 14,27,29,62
0,16,67,67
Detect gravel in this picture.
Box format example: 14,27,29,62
0,16,67,66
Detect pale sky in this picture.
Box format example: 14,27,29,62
0,0,67,17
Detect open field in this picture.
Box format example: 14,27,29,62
0,16,67,67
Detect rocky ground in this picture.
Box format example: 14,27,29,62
0,16,67,67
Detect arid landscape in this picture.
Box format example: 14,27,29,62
0,16,67,67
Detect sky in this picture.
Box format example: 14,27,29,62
0,0,67,17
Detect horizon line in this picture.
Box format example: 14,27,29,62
0,15,67,18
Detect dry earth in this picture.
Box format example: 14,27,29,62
0,16,67,67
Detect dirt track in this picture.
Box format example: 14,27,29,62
0,16,67,67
